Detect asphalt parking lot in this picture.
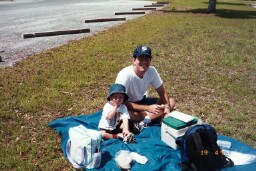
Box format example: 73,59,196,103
0,0,161,67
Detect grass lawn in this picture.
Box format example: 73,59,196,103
0,0,255,170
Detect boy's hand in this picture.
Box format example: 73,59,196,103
122,129,130,137
110,101,119,106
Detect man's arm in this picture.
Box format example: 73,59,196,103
155,84,171,114
124,101,148,112
124,101,163,116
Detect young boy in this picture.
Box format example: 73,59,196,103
98,83,135,143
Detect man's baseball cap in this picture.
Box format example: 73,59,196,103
133,45,152,58
107,83,129,102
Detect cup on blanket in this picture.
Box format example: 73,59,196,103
115,150,132,171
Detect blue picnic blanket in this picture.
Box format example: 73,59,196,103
48,110,256,171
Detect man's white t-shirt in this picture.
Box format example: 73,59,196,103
115,65,163,102
98,102,130,131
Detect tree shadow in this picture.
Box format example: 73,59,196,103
158,8,256,19
203,2,247,6
193,8,256,19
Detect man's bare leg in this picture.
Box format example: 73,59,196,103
130,98,176,123
169,97,176,111
129,111,147,122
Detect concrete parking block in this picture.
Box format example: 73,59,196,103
22,29,90,38
115,12,145,15
84,18,126,23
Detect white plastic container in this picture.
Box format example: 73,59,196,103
217,140,232,149
161,116,197,150
161,122,180,150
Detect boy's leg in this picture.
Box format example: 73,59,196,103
100,130,115,139
99,129,123,140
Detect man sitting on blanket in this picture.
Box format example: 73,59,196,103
115,45,176,132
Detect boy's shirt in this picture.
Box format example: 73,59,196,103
98,102,130,130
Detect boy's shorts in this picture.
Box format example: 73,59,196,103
99,128,120,134
99,121,122,134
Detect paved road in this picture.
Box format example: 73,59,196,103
0,0,158,67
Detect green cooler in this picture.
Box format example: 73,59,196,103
161,116,198,149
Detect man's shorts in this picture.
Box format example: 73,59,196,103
133,95,158,105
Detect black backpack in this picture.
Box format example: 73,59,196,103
176,124,234,171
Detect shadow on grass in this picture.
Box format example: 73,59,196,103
195,8,256,19
159,8,256,19
203,2,247,6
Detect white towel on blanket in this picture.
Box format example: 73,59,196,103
223,150,256,165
